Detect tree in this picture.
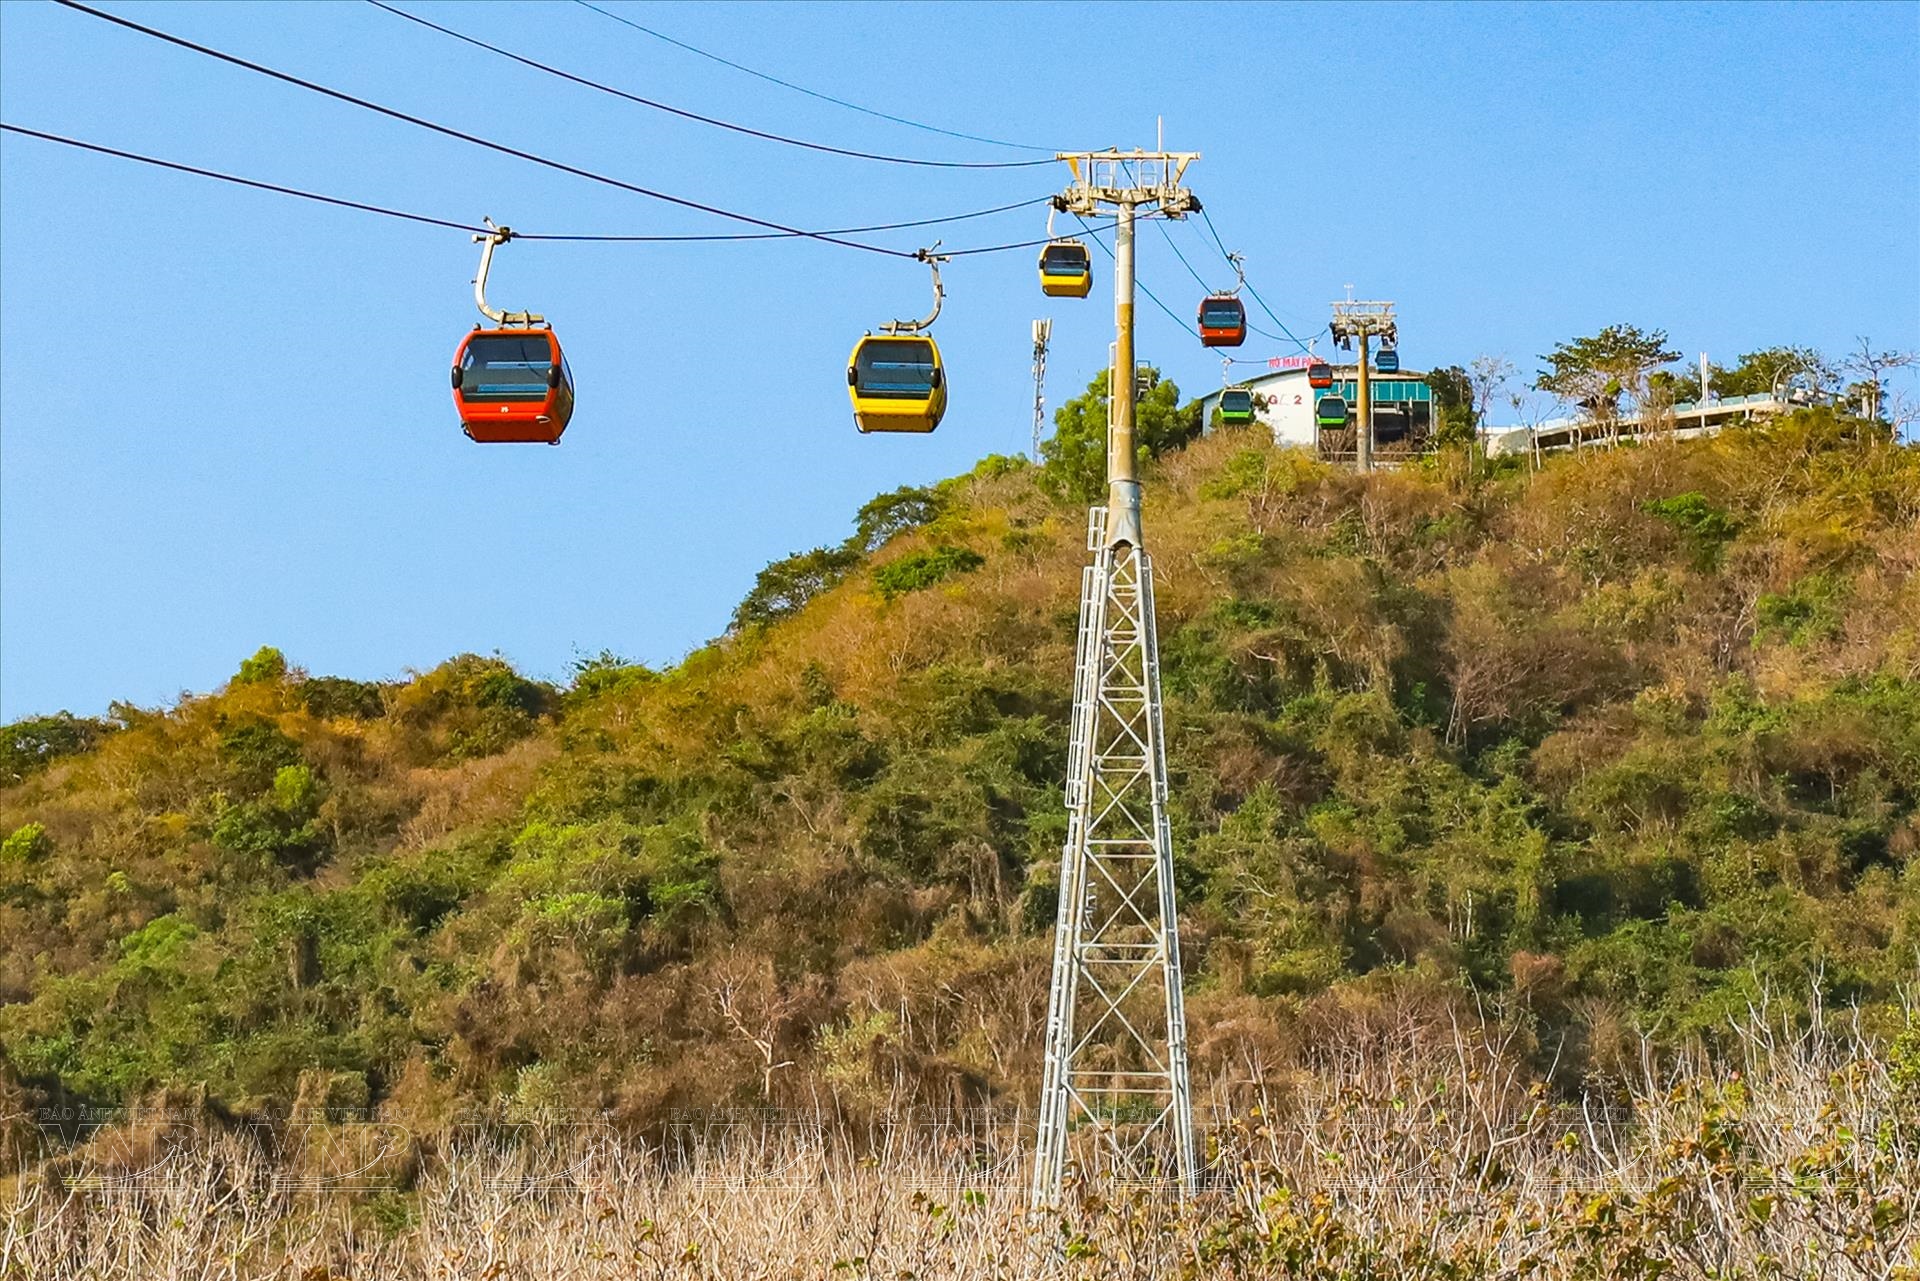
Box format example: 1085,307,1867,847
1425,365,1476,446
1842,337,1915,422
850,484,944,553
1535,325,1681,419
1040,367,1197,503
1652,346,1830,403
234,646,288,686
1467,355,1516,428
566,650,654,703
730,545,863,632
0,712,112,786
1718,347,1828,399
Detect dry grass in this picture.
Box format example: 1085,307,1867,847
5,1001,1914,1280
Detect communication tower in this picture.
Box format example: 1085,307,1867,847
1031,318,1052,461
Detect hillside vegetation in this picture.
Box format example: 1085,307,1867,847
2,406,1917,1144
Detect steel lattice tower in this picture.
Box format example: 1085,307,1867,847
1034,150,1200,1205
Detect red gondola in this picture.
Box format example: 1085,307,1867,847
1197,294,1246,348
452,327,573,444
1307,360,1333,389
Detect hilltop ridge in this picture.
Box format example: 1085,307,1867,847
2,407,1916,1136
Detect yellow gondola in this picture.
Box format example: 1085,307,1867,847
847,333,947,433
849,248,949,434
1037,239,1092,298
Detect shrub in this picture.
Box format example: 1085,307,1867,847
1756,572,1847,645
298,676,386,720
218,718,305,792
211,764,327,872
1,822,52,865
1642,491,1739,568
872,546,984,601
391,656,553,761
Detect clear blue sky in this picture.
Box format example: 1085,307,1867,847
3,0,1916,720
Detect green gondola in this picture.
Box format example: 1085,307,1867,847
1220,386,1255,426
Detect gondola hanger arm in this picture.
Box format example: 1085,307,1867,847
881,244,948,335
473,217,544,327
1046,194,1069,241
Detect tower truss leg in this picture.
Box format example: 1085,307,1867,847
1033,507,1195,1205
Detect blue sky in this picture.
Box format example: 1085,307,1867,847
3,0,1916,720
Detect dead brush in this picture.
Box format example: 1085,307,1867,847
3,1000,1913,1280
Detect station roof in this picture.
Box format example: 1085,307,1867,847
1230,363,1429,386
1194,363,1433,410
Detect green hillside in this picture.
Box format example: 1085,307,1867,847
3,403,1916,1140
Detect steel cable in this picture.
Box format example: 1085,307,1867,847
2,123,1101,253
573,0,1057,154
370,2,1055,170
54,0,916,257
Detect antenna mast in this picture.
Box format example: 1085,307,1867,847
1031,318,1052,462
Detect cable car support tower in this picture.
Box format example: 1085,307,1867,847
1329,294,1397,472
1033,149,1201,1207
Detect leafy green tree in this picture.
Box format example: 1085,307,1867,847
731,545,863,631
211,763,328,871
850,485,944,552
1536,324,1681,412
1653,346,1828,403
1425,364,1476,445
567,650,655,703
0,712,111,786
218,718,305,792
234,646,289,685
1040,367,1197,503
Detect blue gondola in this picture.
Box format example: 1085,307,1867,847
1375,348,1400,373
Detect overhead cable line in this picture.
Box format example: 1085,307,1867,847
1114,157,1296,349
54,0,912,257
526,194,1059,242
0,123,491,234
1149,216,1296,346
0,124,1069,246
1197,207,1320,353
1156,216,1219,293
1072,212,1196,342
369,2,1053,170
573,0,1055,154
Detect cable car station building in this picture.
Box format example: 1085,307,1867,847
1195,357,1436,463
